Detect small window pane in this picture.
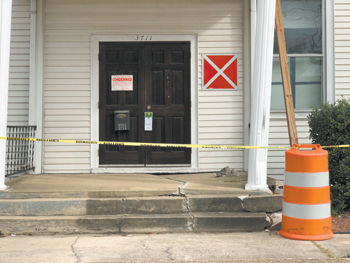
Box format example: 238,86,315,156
273,0,322,54
271,57,322,110
271,57,285,110
295,84,321,108
294,57,322,108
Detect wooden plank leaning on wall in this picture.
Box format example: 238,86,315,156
275,0,298,146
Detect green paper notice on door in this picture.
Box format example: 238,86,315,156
145,112,153,131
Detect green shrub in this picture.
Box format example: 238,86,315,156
308,98,350,212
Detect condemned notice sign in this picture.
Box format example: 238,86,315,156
111,75,133,91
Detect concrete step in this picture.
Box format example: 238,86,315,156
188,194,283,213
0,195,283,216
0,197,186,216
0,189,269,199
0,190,178,199
0,212,269,235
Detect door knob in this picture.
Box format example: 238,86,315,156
147,106,151,110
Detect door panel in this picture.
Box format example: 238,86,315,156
99,42,190,165
99,43,145,165
144,44,191,165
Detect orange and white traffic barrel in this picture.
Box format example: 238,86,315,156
280,144,333,241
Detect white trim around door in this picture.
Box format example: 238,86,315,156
90,35,199,173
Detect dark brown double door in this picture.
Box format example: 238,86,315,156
99,42,191,166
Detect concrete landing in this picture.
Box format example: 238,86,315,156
2,172,280,198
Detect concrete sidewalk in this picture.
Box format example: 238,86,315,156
0,232,348,262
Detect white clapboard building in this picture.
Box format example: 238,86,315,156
0,0,347,190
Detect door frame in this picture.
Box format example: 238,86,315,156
90,35,199,173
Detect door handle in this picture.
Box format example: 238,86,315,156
147,106,151,110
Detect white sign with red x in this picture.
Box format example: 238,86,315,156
202,54,238,90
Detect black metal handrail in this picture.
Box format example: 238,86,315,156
6,126,36,176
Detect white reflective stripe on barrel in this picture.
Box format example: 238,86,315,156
284,171,329,188
283,202,331,219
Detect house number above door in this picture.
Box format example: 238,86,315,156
135,35,153,41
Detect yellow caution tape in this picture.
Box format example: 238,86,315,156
0,136,348,149
0,136,290,149
322,145,350,148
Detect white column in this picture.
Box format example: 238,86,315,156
246,0,276,191
250,0,256,78
325,0,335,104
243,0,252,172
29,0,36,125
29,0,44,174
0,0,13,190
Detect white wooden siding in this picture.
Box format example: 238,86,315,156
335,0,350,99
8,0,30,125
267,114,311,182
44,0,244,173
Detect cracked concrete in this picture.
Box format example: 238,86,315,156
315,235,350,258
165,247,175,261
312,240,335,259
161,173,279,196
2,173,283,235
160,176,187,196
264,212,282,231
239,195,250,211
119,215,123,234
4,173,281,199
121,198,126,215
1,233,348,262
0,193,280,234
179,182,190,194
175,183,195,231
119,198,125,234
158,176,195,231
141,236,148,250
183,195,195,231
238,195,249,201
71,237,81,263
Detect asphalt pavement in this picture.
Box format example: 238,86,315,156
0,232,349,263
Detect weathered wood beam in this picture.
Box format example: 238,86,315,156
275,0,298,146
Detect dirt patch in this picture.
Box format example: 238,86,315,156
332,209,350,233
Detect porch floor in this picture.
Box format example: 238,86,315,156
2,172,279,197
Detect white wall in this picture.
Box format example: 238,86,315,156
267,114,311,181
335,0,350,99
43,0,244,173
8,0,30,126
